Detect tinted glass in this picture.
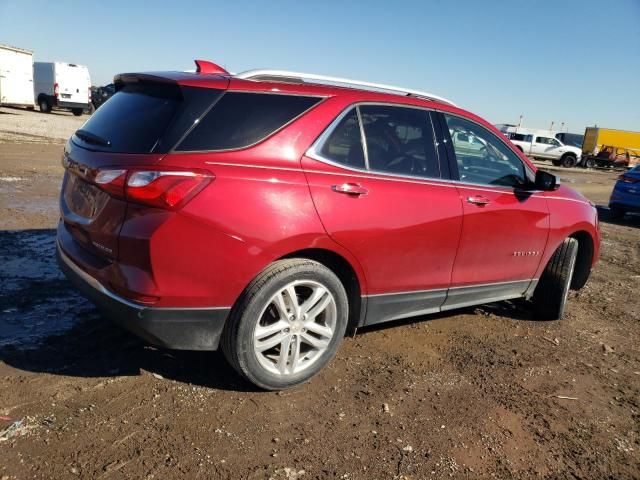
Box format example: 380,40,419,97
444,114,527,187
177,92,321,151
510,133,533,142
557,133,583,148
73,84,221,154
318,109,365,168
360,105,440,178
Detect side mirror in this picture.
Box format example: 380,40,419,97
534,169,560,191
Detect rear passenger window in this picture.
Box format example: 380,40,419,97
360,105,440,178
176,92,321,151
318,109,365,168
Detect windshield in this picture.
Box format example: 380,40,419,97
558,133,584,148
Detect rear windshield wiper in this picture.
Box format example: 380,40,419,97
75,129,111,147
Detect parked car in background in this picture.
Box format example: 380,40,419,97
91,83,115,111
0,44,35,108
609,165,640,220
34,62,91,116
581,127,640,169
57,60,600,390
507,129,582,167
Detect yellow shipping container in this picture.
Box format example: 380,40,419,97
582,127,640,155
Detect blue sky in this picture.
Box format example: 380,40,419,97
1,0,639,133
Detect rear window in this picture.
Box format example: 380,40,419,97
175,92,322,152
72,84,222,154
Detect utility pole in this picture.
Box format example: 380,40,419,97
518,115,523,127
550,121,555,131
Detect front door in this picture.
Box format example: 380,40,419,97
531,136,560,159
439,113,550,309
303,105,463,325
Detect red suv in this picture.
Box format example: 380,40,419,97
57,60,600,389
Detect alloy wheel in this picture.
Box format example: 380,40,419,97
253,280,337,376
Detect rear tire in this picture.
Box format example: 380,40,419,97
38,98,51,113
71,108,83,116
584,157,596,169
532,238,578,320
221,259,348,390
560,154,577,168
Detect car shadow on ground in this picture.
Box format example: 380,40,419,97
0,228,257,392
596,205,640,229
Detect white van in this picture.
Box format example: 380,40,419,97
0,44,35,108
34,62,91,116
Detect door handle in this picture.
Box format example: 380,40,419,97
466,195,491,206
332,183,368,196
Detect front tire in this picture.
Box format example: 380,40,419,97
532,238,578,320
560,154,577,168
221,259,348,390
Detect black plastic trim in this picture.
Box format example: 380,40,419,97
57,243,230,351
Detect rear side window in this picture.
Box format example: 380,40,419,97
176,93,322,152
318,109,365,168
360,105,440,178
72,84,221,154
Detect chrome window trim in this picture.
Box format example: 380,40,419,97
305,102,547,196
173,90,328,154
306,101,447,183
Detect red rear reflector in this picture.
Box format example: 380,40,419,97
54,82,59,97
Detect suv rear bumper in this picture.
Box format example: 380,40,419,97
57,242,230,351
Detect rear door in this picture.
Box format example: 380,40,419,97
439,113,549,308
56,63,90,105
303,104,463,325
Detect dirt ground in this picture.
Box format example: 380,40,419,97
0,114,639,479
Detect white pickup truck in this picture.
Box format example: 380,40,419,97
506,131,582,168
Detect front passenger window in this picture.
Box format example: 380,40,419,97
444,114,527,188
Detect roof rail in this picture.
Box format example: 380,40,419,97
235,69,457,107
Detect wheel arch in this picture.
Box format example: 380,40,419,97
568,230,595,290
280,248,365,335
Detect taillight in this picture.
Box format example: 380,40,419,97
95,169,127,197
88,87,92,101
54,83,59,98
92,168,212,209
618,174,639,184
